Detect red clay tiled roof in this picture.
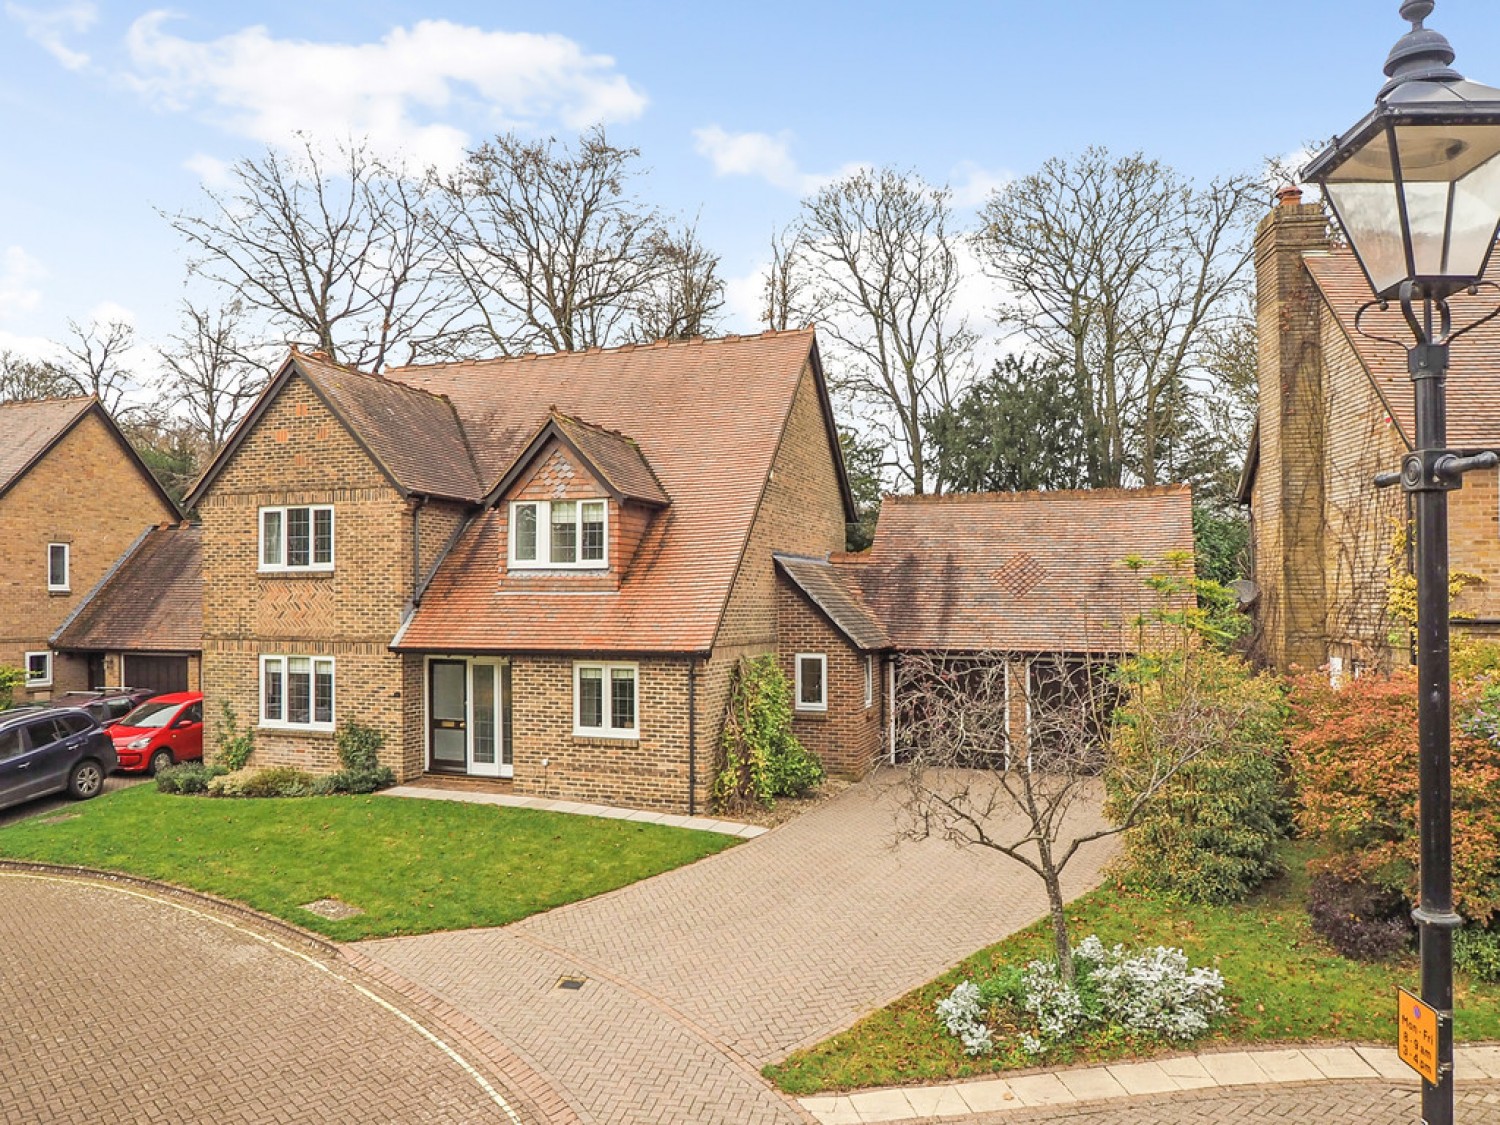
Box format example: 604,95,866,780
392,330,826,654
295,352,486,502
52,523,202,652
843,486,1195,653
489,412,671,507
775,554,890,651
1306,251,1500,449
0,396,93,497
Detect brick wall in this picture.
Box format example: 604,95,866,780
775,575,883,776
509,655,696,812
0,408,176,700
198,376,415,776
701,360,849,804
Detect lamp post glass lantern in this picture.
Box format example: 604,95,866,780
1303,4,1500,1124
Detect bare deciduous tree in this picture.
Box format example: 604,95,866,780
168,136,452,370
776,168,975,494
0,350,71,402
894,647,1225,983
433,128,707,354
633,223,725,342
53,318,138,415
159,302,271,450
974,148,1261,491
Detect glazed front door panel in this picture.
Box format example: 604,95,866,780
429,660,468,772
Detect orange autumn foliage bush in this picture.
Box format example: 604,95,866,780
1286,664,1500,926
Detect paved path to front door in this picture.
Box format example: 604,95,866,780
355,774,1119,1124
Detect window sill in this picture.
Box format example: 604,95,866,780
258,722,336,734
571,733,640,747
47,589,71,596
257,570,335,580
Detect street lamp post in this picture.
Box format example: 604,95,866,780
1304,4,1500,1123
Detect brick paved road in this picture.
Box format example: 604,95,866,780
0,872,542,1124
950,1079,1500,1123
358,773,1118,1124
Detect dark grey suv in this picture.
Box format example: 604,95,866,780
0,707,118,813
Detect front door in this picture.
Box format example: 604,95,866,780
427,659,511,778
429,660,468,773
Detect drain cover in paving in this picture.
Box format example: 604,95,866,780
301,897,365,920
557,975,587,990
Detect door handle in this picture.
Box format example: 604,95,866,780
17,763,29,770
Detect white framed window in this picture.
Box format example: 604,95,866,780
574,661,638,738
864,655,874,709
47,543,69,592
259,506,334,572
795,653,827,712
260,655,335,730
510,499,608,569
24,651,52,688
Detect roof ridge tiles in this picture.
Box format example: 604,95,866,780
885,484,1190,505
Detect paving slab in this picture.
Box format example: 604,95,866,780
1301,1046,1378,1080
1253,1048,1325,1083
1197,1050,1272,1086
902,1084,979,1119
1006,1073,1074,1106
1156,1054,1217,1089
1106,1060,1179,1096
952,1080,1020,1113
1056,1067,1128,1102
1465,1045,1500,1080
1355,1045,1415,1081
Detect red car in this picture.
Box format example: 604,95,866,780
108,693,204,775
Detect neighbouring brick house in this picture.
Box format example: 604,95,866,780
835,488,1196,760
51,522,203,695
0,397,181,699
185,330,859,811
1239,188,1500,674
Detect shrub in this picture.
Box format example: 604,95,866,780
1306,870,1413,961
156,761,229,795
216,701,254,771
937,934,1225,1058
0,665,25,710
714,655,824,811
1455,925,1500,983
319,721,395,794
232,766,316,799
1287,668,1500,926
1108,646,1290,904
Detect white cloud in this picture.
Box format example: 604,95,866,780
0,246,46,322
6,1,96,70
87,299,136,328
124,14,649,168
693,126,867,197
949,161,1012,209
183,152,232,188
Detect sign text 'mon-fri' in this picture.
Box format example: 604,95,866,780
1397,986,1440,1085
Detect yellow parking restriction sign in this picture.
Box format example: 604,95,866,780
1397,987,1440,1085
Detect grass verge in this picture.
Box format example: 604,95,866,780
0,785,735,940
765,841,1500,1095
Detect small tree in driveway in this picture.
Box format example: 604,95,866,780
895,560,1257,984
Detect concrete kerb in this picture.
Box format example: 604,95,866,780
378,783,770,837
797,1043,1500,1124
0,861,580,1125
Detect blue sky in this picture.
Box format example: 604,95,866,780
3,0,1499,367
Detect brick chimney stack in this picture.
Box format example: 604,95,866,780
1250,190,1332,669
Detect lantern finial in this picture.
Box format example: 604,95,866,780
1382,1,1462,96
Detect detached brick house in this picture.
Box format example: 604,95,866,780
1240,189,1500,673
0,397,180,698
185,330,859,812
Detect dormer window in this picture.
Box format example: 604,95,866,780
260,505,334,572
510,500,607,569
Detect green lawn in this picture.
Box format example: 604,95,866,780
766,842,1500,1095
0,785,735,940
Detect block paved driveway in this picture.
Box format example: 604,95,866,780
356,773,1119,1124
0,871,544,1124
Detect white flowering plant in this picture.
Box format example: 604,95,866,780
934,935,1226,1059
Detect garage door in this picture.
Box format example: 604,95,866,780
123,655,189,696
